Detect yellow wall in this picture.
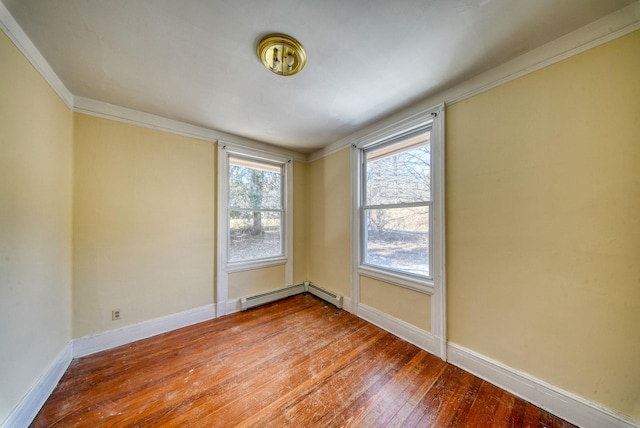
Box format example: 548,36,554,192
446,30,640,418
360,277,431,331
293,161,309,284
0,32,73,423
307,149,352,297
73,114,215,337
228,265,286,299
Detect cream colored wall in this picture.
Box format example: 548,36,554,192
360,277,431,331
228,265,286,299
0,32,73,423
293,160,309,284
446,30,640,418
73,114,214,337
307,149,351,297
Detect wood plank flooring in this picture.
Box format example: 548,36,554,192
32,294,576,427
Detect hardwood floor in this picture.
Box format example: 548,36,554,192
32,294,575,427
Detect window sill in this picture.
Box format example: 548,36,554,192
357,264,434,295
226,257,287,273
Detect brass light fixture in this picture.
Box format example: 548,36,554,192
257,33,307,76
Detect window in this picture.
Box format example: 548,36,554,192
217,143,293,316
228,156,284,263
218,144,292,272
353,108,443,295
352,106,445,357
362,128,432,278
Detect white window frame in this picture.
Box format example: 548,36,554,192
351,104,446,359
217,142,293,316
360,123,433,287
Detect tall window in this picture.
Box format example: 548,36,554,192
353,107,445,357
228,156,284,263
218,144,292,274
217,144,293,315
362,128,432,278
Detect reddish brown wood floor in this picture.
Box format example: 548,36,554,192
32,294,575,427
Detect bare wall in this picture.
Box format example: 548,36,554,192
72,114,215,338
446,29,640,418
307,149,352,298
0,31,73,423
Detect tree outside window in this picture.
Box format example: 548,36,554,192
228,156,284,263
362,131,431,277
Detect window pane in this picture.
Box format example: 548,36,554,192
229,211,282,262
229,157,282,210
364,206,429,277
366,135,430,205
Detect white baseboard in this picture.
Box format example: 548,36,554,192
356,303,437,355
222,298,241,316
342,296,353,313
73,304,216,358
1,342,73,428
447,343,639,428
10,299,635,428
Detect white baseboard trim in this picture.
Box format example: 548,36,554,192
447,343,639,428
356,303,437,355
222,298,241,316
342,296,354,313
73,304,216,358
1,342,73,428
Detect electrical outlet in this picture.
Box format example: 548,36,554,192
112,309,121,320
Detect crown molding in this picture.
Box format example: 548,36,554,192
73,96,219,142
308,1,640,163
443,2,640,107
0,3,307,162
3,0,638,164
73,97,307,162
0,1,73,108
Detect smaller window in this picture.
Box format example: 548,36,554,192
227,155,284,263
361,125,432,279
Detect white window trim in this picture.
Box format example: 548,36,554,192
351,103,446,359
217,142,293,316
358,265,435,295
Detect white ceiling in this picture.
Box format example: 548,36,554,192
2,0,636,153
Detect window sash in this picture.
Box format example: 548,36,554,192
362,204,430,278
228,210,284,263
363,201,431,210
360,128,433,280
362,122,432,154
226,154,286,265
228,155,284,211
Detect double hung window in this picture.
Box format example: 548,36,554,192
354,107,445,297
227,156,284,263
217,144,293,315
353,106,445,357
218,144,292,274
361,126,432,279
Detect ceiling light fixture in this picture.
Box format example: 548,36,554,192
257,33,307,76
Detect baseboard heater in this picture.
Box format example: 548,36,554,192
240,282,343,311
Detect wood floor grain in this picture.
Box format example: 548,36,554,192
31,294,576,427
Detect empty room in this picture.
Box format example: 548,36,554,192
1,1,639,427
